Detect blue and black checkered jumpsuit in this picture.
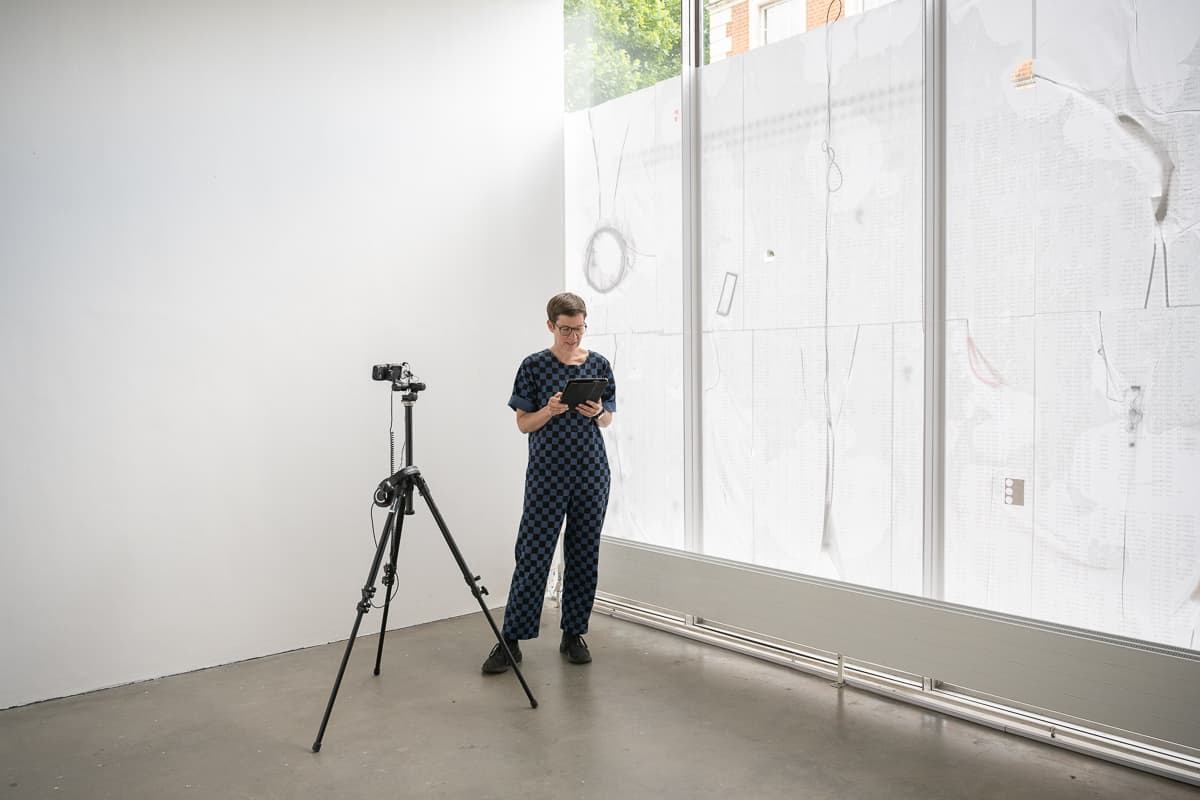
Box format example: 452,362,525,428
502,349,616,640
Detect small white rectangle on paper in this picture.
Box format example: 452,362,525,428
717,272,738,317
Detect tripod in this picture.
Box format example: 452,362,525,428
312,378,537,753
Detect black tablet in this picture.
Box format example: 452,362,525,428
561,378,608,409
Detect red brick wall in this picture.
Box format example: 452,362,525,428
727,2,749,58
807,0,844,31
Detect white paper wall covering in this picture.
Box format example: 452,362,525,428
944,316,1038,617
749,329,829,573
947,0,1200,648
701,56,746,332
945,1,1037,320
695,0,925,590
1031,310,1200,646
564,77,685,549
891,321,925,596
732,324,921,586
743,38,821,332
701,330,755,562
597,331,686,550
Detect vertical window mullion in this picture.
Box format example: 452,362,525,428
682,0,704,554
922,0,947,601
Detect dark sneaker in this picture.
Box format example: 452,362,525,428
481,638,522,674
559,633,591,664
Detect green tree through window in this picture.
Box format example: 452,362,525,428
566,1,705,111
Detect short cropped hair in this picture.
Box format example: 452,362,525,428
547,292,587,323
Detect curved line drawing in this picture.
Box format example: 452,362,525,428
583,224,633,294
582,113,638,293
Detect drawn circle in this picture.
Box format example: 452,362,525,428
583,225,631,294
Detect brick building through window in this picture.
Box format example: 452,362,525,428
706,0,893,62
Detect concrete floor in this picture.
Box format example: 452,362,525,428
1,611,1195,800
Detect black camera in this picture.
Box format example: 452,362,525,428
372,363,410,383
372,362,426,394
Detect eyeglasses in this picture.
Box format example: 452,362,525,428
555,324,587,337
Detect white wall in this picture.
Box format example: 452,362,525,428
0,0,563,708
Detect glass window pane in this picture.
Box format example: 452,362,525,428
764,1,806,45
706,0,903,64
698,0,925,593
564,2,685,548
945,0,1200,650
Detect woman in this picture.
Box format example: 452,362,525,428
482,292,616,672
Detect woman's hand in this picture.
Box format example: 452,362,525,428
577,400,602,420
545,392,568,416
578,400,612,427
517,393,570,434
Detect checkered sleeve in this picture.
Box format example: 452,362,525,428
508,359,538,412
600,357,617,413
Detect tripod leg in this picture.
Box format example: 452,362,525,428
373,481,411,675
411,472,538,709
312,504,399,752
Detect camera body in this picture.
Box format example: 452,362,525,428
372,363,410,383
372,362,426,394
